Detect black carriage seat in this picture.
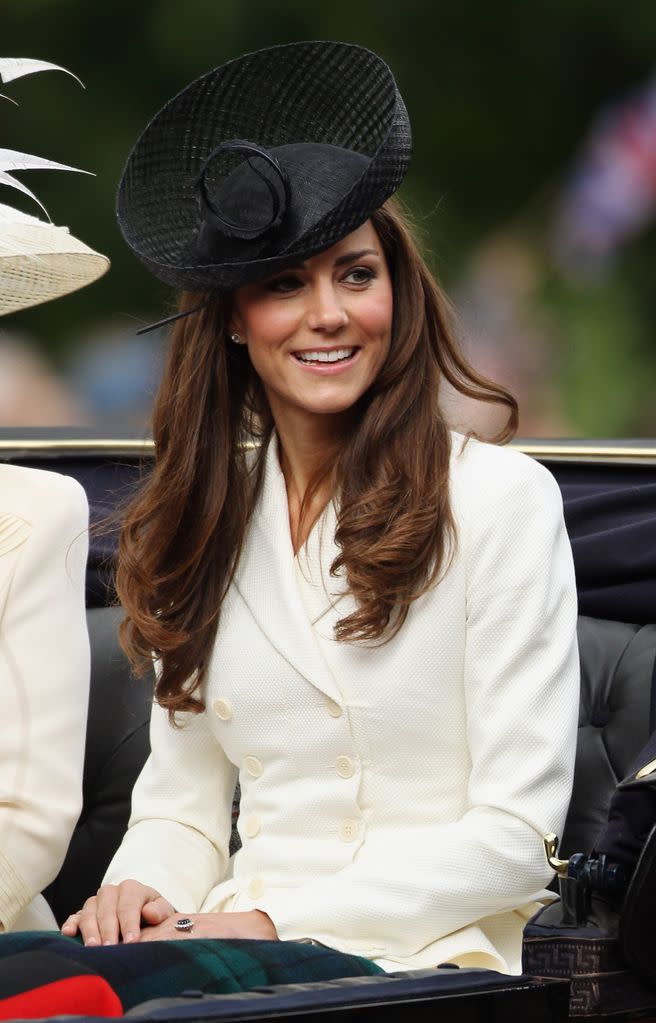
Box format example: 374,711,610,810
43,607,656,925
567,617,655,856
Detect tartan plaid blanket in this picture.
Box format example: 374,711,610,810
0,933,382,1011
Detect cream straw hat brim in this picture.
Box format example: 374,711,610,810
0,205,109,315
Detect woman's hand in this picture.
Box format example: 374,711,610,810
139,909,278,942
61,880,175,945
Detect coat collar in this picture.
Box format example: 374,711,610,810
233,435,348,701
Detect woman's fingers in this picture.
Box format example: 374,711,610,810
61,909,82,938
140,896,176,927
115,893,145,943
95,885,123,945
60,881,171,945
109,881,170,943
72,893,107,946
61,894,107,945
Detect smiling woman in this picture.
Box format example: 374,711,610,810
62,41,579,977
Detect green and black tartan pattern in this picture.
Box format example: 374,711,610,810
0,933,382,1011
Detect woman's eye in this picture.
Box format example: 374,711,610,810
344,266,375,285
267,275,302,293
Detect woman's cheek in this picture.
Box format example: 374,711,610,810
247,302,298,346
361,290,393,336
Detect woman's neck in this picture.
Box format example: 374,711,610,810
271,407,352,553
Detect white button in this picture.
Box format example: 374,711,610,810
339,818,359,843
243,814,261,838
244,755,263,778
325,698,342,718
247,876,265,899
336,755,355,779
213,698,232,721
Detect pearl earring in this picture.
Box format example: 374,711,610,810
230,332,245,345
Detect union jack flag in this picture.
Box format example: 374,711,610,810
553,74,656,275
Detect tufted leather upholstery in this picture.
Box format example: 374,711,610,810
561,617,656,857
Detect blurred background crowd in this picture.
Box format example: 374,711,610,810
2,0,656,438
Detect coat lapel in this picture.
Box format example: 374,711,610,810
234,437,344,702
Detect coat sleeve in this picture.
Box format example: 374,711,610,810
0,473,89,930
103,701,238,913
254,451,580,957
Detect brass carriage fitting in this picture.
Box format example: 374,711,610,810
635,757,656,780
544,833,569,876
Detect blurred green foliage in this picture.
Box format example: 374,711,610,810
2,0,656,435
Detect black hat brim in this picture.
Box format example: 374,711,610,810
117,41,411,292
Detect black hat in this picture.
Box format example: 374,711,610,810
117,41,411,295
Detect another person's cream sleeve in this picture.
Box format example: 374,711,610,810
0,465,90,930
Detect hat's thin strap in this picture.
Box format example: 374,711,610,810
136,300,210,335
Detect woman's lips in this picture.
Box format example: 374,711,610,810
292,347,361,374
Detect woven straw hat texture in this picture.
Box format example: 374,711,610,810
0,205,109,315
117,40,411,292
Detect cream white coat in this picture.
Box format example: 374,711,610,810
0,465,89,930
105,434,579,972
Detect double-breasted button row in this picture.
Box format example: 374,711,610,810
221,695,344,721
242,752,354,782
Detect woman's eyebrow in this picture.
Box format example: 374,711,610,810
334,248,379,267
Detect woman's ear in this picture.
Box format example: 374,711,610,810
228,310,248,346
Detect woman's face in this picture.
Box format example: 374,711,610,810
231,220,393,428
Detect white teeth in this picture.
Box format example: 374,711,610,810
295,348,355,364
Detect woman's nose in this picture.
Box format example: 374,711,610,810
306,283,348,333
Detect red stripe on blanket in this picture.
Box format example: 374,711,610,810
0,973,122,1019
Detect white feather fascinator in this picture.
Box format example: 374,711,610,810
0,58,109,315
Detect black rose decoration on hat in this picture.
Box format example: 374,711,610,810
117,40,411,294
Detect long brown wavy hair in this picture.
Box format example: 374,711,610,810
117,198,518,719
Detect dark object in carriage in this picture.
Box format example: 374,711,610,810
523,774,656,1019
2,432,656,1022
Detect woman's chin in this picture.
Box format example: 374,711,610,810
296,376,376,417
296,394,363,418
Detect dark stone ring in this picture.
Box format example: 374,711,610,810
174,917,194,933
